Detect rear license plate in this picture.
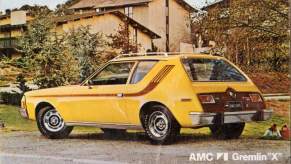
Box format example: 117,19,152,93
226,101,242,111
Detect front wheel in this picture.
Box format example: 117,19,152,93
143,105,180,145
37,106,73,139
210,123,245,139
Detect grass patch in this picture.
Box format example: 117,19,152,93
0,105,101,133
0,104,37,132
243,115,289,138
0,104,289,139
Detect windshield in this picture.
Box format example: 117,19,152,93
182,58,247,82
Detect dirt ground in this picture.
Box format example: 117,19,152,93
266,100,290,116
0,131,290,164
248,72,290,93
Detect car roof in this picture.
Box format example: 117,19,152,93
111,53,224,62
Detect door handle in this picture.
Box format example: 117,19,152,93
117,93,124,97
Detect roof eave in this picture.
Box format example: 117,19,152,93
69,1,151,10
54,11,161,39
111,11,161,39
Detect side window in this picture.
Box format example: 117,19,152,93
89,62,134,85
130,61,157,84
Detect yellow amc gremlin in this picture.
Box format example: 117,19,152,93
20,53,272,144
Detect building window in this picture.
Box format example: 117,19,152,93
96,8,106,13
125,7,133,18
133,28,137,45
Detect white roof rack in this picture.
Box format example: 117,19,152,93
114,52,196,59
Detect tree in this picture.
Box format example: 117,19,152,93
55,0,80,16
66,26,107,81
107,24,140,54
194,0,289,72
18,13,78,88
19,5,51,16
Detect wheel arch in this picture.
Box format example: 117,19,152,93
139,101,180,128
35,102,54,119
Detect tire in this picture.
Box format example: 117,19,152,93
210,123,245,139
36,106,73,139
143,105,180,145
101,128,127,137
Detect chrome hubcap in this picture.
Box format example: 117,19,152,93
148,111,169,138
43,109,64,132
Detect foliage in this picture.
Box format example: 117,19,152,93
194,0,289,72
54,0,80,16
15,5,51,16
66,26,107,81
18,13,78,89
0,56,11,68
16,74,30,94
107,24,141,54
0,92,22,106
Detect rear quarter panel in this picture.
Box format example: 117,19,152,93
124,58,200,127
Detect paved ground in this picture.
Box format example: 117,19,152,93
0,131,290,164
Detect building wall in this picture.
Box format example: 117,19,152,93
0,11,30,57
169,0,192,52
128,25,152,52
11,29,23,37
128,0,192,52
70,0,193,52
148,0,167,51
132,5,150,27
57,14,152,53
0,17,10,25
0,11,33,39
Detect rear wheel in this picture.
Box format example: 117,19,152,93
210,123,245,139
142,105,180,145
37,106,73,139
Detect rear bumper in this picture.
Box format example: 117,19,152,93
19,108,29,119
189,109,273,126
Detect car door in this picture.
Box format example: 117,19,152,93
120,61,159,125
64,61,136,124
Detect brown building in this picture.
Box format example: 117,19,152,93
0,10,33,57
0,0,196,57
54,10,161,52
69,0,197,52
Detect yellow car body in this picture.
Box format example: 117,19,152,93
20,53,272,143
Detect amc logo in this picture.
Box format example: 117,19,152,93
189,153,214,161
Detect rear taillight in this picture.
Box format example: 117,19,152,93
249,94,263,102
199,95,215,104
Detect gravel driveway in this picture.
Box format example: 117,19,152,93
0,131,290,164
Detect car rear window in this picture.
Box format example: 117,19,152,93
182,58,247,82
130,61,157,84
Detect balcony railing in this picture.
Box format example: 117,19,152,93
0,37,18,49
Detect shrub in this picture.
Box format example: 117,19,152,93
0,91,22,106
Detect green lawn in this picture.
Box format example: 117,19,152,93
0,105,37,132
0,104,289,139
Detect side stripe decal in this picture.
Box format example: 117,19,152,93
32,65,175,98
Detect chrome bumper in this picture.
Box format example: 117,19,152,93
19,108,29,119
189,109,273,126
